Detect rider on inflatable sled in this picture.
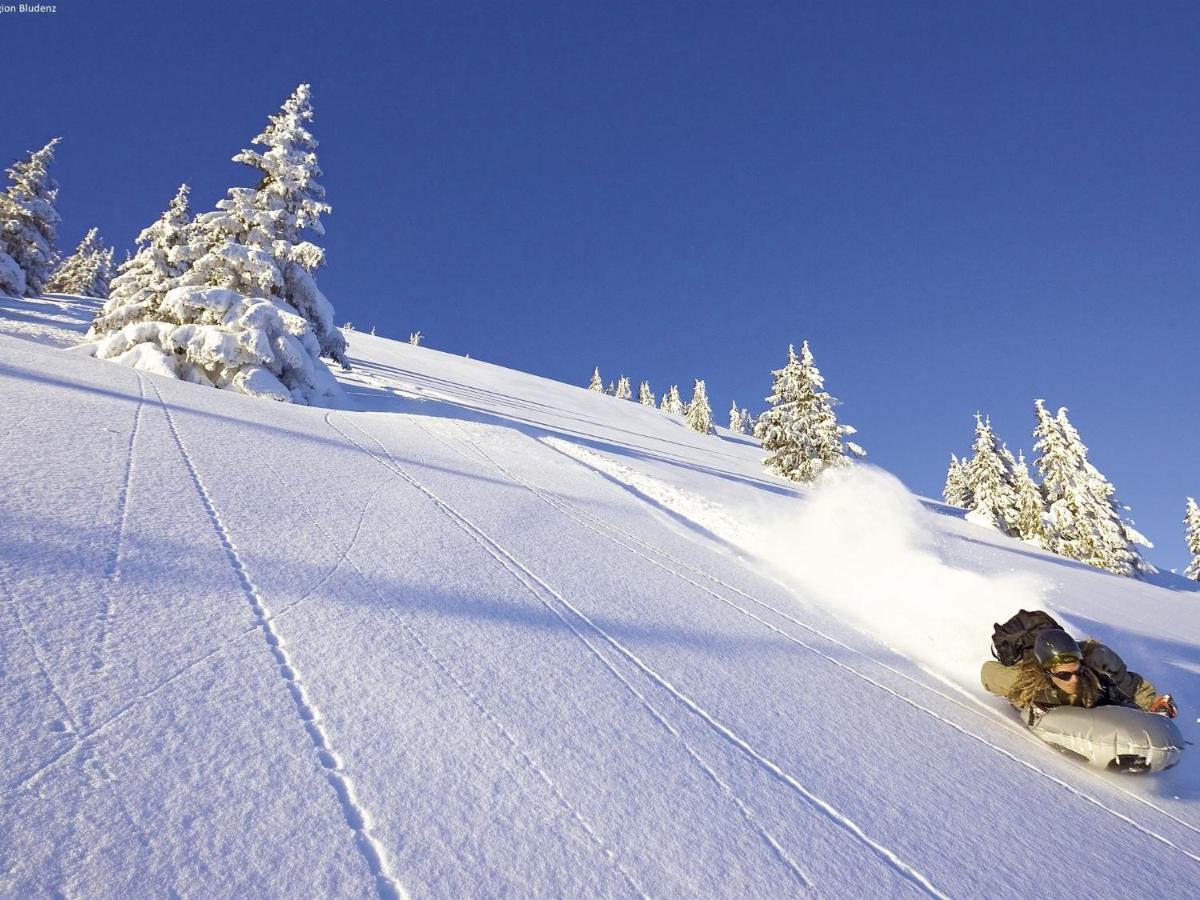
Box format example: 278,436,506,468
981,611,1183,773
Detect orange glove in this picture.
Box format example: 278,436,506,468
1148,694,1177,718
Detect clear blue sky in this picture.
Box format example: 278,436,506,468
7,2,1199,571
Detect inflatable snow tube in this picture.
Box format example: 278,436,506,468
1030,704,1184,773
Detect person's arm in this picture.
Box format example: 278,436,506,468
981,660,1019,699
1088,644,1158,709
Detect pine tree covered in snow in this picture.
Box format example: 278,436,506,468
754,342,864,483
942,454,973,509
605,380,616,396
685,379,714,433
588,367,604,392
661,384,684,416
48,227,112,297
409,331,422,346
741,409,755,435
88,185,194,337
1033,400,1151,576
615,376,632,400
180,84,347,366
1184,498,1200,581
729,402,746,434
1011,452,1047,544
0,139,61,297
79,176,339,404
638,380,655,406
962,414,1021,535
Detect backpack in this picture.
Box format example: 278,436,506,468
990,609,1063,666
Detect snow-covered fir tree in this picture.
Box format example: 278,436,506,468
660,384,684,416
638,380,655,406
962,414,1021,535
685,379,714,433
942,454,972,509
754,341,864,483
615,375,632,400
1033,400,1151,576
179,84,347,366
741,409,755,435
79,111,342,405
1184,498,1200,581
1011,452,1047,543
588,367,604,392
0,139,61,297
605,380,616,396
88,184,194,337
48,227,112,297
729,402,746,434
409,331,422,346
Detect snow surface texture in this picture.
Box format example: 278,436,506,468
2,294,1199,898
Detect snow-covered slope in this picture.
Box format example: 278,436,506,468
2,296,1198,898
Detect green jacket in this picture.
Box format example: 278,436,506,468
981,642,1159,710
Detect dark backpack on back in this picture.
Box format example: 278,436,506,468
990,609,1063,666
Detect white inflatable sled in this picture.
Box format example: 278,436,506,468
1029,704,1184,773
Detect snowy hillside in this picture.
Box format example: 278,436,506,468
2,294,1198,898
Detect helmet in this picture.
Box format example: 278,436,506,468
1033,628,1082,668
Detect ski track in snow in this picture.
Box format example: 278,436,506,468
408,423,818,888
87,371,146,681
148,383,406,900
0,563,82,741
264,467,398,624
440,420,1200,868
331,414,943,898
10,460,399,794
323,413,651,899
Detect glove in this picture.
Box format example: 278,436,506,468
1148,694,1177,718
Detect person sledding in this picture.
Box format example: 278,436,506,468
981,611,1177,721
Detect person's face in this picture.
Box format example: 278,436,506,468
1048,661,1082,695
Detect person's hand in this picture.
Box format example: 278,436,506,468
1148,694,1177,718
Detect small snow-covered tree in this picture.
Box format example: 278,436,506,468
962,414,1021,534
605,380,616,396
754,341,864,483
0,138,62,296
685,379,714,433
741,409,755,435
89,184,193,337
409,330,422,346
615,375,632,400
181,84,347,366
95,247,116,299
1011,452,1047,543
638,380,655,406
943,453,972,509
588,367,604,392
49,227,111,297
661,384,684,416
729,402,746,434
1033,400,1151,576
1184,498,1200,581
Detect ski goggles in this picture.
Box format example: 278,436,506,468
1041,651,1082,669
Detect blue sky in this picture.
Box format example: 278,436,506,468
7,1,1199,570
